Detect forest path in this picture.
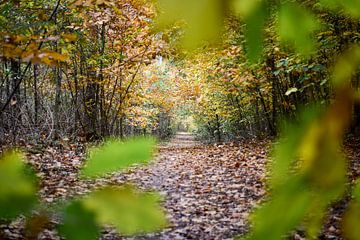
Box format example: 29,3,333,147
9,135,268,240
108,135,268,240
160,132,199,148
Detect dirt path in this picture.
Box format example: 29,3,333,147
1,134,268,240
107,134,268,239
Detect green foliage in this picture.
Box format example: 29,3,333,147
82,137,156,178
343,181,360,240
83,185,167,235
247,103,348,239
58,201,100,240
0,138,166,239
278,2,320,55
156,0,224,49
320,0,360,18
243,1,269,63
248,177,312,240
0,151,38,220
332,46,360,87
353,181,360,199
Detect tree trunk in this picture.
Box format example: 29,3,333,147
215,114,222,142
33,65,39,125
53,67,62,140
84,74,98,141
11,59,21,125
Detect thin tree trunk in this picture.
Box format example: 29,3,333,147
53,67,62,140
33,65,39,125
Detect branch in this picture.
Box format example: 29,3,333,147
0,0,61,115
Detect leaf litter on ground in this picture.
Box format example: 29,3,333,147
0,134,359,239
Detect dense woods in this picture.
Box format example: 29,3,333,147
0,0,175,143
1,0,360,239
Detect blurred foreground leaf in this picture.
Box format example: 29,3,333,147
233,0,269,63
82,137,156,178
248,177,311,240
342,181,360,240
82,185,167,235
156,0,225,50
58,201,100,240
246,44,356,239
0,151,38,219
332,46,360,87
320,0,360,19
278,2,320,55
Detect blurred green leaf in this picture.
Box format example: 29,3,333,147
248,103,346,239
82,137,156,178
278,2,320,55
243,1,269,63
320,0,360,18
269,106,322,187
343,201,360,240
156,0,225,49
247,177,311,240
0,151,38,219
352,181,360,199
82,185,167,235
332,45,360,87
58,201,100,240
343,179,360,240
232,0,261,18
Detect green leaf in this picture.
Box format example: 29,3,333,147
82,185,167,235
353,181,360,200
156,0,225,50
320,0,360,19
332,45,360,87
0,151,38,219
243,1,268,63
278,2,320,55
248,177,311,240
58,201,100,240
269,106,322,187
82,137,156,178
285,87,298,96
343,201,360,240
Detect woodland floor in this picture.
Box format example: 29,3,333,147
1,133,360,239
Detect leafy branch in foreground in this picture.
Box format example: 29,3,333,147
0,137,167,239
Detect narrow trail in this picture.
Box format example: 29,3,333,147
6,134,268,240
108,133,268,240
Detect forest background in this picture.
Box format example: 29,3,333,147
1,0,360,239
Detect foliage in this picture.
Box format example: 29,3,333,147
157,0,360,238
82,185,166,235
0,138,167,239
82,137,156,177
2,0,360,239
0,151,38,220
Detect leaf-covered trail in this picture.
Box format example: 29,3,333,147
108,133,268,239
1,134,268,239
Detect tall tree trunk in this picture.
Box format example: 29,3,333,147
33,65,39,125
266,56,278,133
257,86,276,136
84,71,98,140
119,115,124,139
53,67,62,140
215,114,222,142
99,23,108,136
11,59,21,125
